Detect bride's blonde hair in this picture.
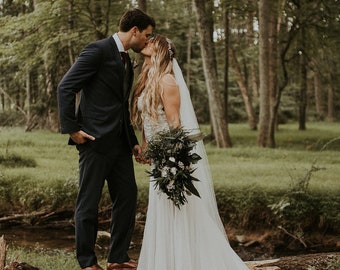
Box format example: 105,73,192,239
130,34,176,128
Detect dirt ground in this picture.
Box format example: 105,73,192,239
123,221,340,270
127,240,340,270
245,253,340,270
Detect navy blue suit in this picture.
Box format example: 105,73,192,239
58,36,138,267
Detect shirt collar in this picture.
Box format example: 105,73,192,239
113,33,126,53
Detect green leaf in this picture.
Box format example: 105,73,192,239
184,180,201,198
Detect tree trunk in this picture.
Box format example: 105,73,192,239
68,0,75,66
327,74,335,122
25,71,32,131
0,93,4,111
186,14,193,91
326,64,335,122
298,30,307,131
45,63,59,131
246,5,259,105
267,6,279,148
313,69,325,120
223,5,233,146
257,0,271,147
135,0,148,75
193,0,231,148
0,79,5,111
138,0,147,12
229,47,257,130
89,0,107,40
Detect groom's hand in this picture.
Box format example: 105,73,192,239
133,145,149,164
132,145,142,163
70,130,95,144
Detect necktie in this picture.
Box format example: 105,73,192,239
120,52,129,66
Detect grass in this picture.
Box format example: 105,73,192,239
0,123,339,210
1,122,340,269
5,245,78,269
1,123,339,192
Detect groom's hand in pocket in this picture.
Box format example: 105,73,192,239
70,130,95,144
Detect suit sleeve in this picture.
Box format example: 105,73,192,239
57,43,103,134
128,121,139,148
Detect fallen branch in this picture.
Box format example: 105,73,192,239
0,211,52,224
0,210,74,227
278,225,307,248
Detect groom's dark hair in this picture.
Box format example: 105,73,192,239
119,8,155,32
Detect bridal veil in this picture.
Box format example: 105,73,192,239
173,58,227,237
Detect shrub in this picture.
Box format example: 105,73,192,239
0,153,36,168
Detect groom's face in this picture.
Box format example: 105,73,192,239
131,25,154,53
140,41,154,57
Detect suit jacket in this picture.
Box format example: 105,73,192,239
57,36,138,153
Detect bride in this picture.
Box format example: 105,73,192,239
130,34,249,270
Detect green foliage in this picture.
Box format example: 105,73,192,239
1,0,339,128
0,111,24,126
268,160,339,247
215,185,274,230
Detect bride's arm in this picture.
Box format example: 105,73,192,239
139,127,150,164
160,74,181,129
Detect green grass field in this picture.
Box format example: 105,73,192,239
1,122,340,269
0,123,339,210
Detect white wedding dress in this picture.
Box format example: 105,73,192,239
136,60,249,270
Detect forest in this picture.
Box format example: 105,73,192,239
0,0,339,148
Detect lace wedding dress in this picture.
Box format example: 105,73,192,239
136,60,249,270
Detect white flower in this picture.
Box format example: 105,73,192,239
167,180,175,190
170,167,177,175
178,161,185,169
175,142,183,150
169,157,176,162
161,166,169,177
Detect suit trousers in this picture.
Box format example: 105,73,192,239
75,137,137,268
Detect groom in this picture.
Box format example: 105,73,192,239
57,9,155,270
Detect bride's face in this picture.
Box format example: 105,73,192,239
141,42,155,58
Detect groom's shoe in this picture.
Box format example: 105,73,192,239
81,264,104,270
107,260,137,270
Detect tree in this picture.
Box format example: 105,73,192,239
226,0,258,130
192,0,231,148
257,0,271,147
0,0,338,135
283,0,340,127
0,0,129,130
223,2,233,146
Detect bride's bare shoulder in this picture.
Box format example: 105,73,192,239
159,74,179,98
160,74,177,87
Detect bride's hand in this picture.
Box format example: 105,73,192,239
142,156,151,165
133,145,150,164
141,143,151,164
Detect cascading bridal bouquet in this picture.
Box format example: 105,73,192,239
144,127,203,209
